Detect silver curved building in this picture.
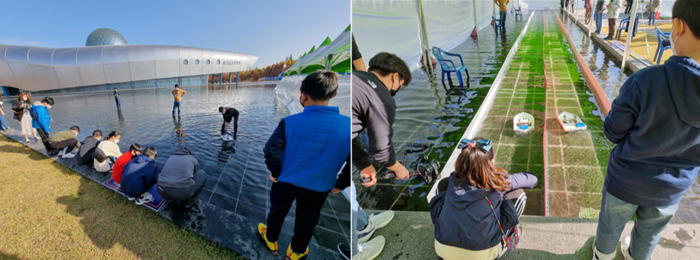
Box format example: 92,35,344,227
0,28,258,94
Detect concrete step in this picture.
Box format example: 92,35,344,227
367,210,700,260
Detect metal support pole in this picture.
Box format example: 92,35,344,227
219,73,223,89
417,0,435,79
236,72,240,89
472,0,479,36
621,0,639,70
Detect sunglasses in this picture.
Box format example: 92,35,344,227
458,138,493,154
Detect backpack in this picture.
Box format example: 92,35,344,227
28,107,39,121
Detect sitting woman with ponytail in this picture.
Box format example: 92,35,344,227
430,138,538,260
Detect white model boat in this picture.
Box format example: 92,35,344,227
513,112,535,133
557,111,587,132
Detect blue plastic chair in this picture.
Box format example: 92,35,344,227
654,27,672,65
616,18,630,40
432,47,470,88
492,16,505,33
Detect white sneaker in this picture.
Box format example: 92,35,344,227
35,136,41,140
354,235,385,260
592,238,616,260
135,193,153,205
127,196,135,201
357,211,395,243
58,147,67,156
621,236,644,260
61,152,76,159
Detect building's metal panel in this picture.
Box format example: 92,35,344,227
28,47,60,91
128,45,156,81
0,44,257,92
202,49,221,74
76,46,107,86
179,46,203,77
52,47,83,88
5,46,35,89
0,46,18,86
102,46,131,83
154,45,180,79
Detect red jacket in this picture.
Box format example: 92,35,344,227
112,152,134,183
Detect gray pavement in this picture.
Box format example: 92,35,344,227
368,211,700,260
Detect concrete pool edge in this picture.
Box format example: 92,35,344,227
366,210,700,260
427,11,536,204
561,9,654,73
0,130,339,260
553,10,612,116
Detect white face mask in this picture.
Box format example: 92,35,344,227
115,139,120,144
23,97,28,101
45,105,51,109
671,21,684,56
0,102,3,106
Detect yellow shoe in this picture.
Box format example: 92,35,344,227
257,223,278,255
284,244,309,260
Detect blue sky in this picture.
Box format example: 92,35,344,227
0,0,350,68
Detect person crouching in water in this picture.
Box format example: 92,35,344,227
218,106,239,140
430,138,537,260
121,146,159,205
157,147,206,209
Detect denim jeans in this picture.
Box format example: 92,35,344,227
595,10,604,33
0,115,8,131
595,188,679,260
499,11,507,28
648,12,656,25
343,182,369,253
172,101,181,112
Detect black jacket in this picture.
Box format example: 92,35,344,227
11,99,25,121
77,137,100,165
223,107,239,123
431,172,537,250
351,70,398,169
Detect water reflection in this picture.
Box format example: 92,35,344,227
171,114,186,146
217,140,237,163
117,108,124,127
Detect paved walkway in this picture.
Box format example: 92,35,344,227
369,211,700,260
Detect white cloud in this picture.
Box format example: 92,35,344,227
0,38,52,47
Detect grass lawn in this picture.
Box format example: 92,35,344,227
0,134,246,259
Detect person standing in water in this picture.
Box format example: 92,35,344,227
172,84,186,117
113,88,121,108
218,106,239,140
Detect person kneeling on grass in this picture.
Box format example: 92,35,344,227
46,126,81,158
112,143,142,187
157,147,206,209
94,131,122,172
121,146,160,205
429,138,537,260
258,70,351,260
77,130,102,166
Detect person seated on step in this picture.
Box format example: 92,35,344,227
429,138,537,260
156,146,206,209
45,126,81,158
112,143,142,187
94,131,122,172
121,146,160,205
77,130,102,166
218,106,239,140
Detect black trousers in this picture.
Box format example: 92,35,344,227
220,115,238,135
35,128,52,152
266,182,329,253
48,138,78,153
157,170,206,206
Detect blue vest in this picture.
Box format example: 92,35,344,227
277,106,350,192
